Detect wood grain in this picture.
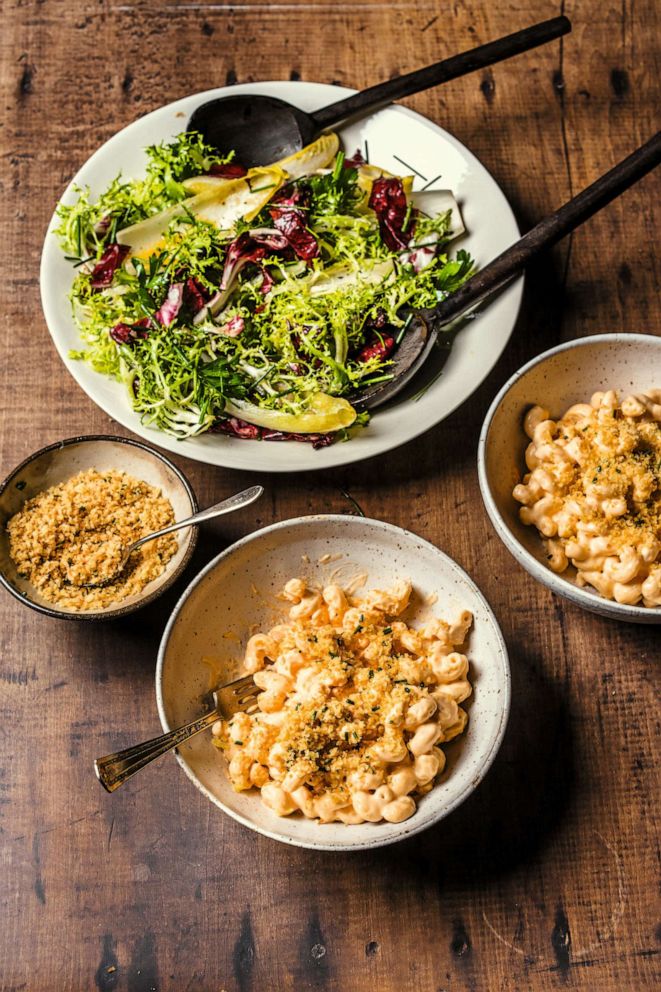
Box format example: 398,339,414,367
0,1,660,990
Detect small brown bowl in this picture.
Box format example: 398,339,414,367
0,435,198,620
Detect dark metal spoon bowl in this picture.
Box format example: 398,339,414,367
189,94,315,167
355,130,661,411
188,17,570,166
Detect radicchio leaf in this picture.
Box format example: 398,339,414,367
110,318,150,345
269,206,319,261
153,278,207,328
367,307,388,330
154,282,184,326
344,149,366,169
357,333,396,363
271,184,310,209
221,232,286,290
199,211,317,325
90,243,129,289
259,266,275,296
196,230,290,323
213,416,261,439
368,177,414,252
212,416,335,448
93,215,112,238
403,233,440,273
183,277,208,314
207,162,248,178
262,429,335,449
355,308,395,361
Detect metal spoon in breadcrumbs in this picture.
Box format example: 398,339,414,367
81,485,263,588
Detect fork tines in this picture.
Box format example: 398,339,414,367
214,673,261,717
234,676,261,703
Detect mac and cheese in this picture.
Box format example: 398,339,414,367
513,389,661,607
212,578,473,824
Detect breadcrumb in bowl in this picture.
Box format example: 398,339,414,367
0,436,197,620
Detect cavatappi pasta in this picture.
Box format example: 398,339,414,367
212,578,473,824
513,389,661,607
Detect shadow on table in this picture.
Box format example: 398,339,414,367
75,535,238,678
369,640,576,888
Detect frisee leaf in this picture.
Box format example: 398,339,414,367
57,133,476,441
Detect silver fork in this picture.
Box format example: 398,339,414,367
94,674,260,792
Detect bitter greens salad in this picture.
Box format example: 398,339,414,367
56,131,474,448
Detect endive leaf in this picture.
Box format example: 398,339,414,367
273,132,340,179
118,166,285,258
224,392,356,433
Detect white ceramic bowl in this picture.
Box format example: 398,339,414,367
156,514,510,851
41,80,522,473
478,333,661,624
0,436,197,620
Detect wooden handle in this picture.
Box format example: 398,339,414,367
432,130,661,327
311,16,571,130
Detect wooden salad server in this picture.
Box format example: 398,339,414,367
188,16,571,166
356,130,661,410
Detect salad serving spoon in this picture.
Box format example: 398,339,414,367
81,485,263,588
356,129,661,411
188,16,571,166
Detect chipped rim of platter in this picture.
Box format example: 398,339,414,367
156,514,511,851
40,80,523,473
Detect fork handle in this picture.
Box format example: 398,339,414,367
94,709,219,792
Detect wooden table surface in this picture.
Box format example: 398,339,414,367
1,1,659,990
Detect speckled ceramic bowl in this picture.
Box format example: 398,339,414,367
156,515,510,851
478,333,661,624
0,435,198,620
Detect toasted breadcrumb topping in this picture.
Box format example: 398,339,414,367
213,578,473,825
8,468,177,609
